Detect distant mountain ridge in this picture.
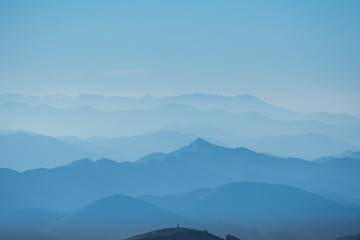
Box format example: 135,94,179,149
1,100,359,150
1,138,360,212
60,131,198,162
236,133,356,160
1,129,356,171
1,92,360,134
1,93,359,124
0,93,289,114
336,150,360,160
138,138,360,203
0,132,98,170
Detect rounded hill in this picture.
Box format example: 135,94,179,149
125,227,224,240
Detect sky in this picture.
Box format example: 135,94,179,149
0,0,359,114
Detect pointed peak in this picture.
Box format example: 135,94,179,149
184,138,218,151
189,137,210,145
193,137,210,144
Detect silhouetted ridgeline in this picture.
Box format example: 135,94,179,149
0,139,360,240
0,189,308,240
125,227,231,240
0,133,98,170
141,182,360,240
3,131,357,171
45,194,184,240
1,139,360,211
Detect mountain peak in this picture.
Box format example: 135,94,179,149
175,138,232,155
193,137,209,144
185,138,216,150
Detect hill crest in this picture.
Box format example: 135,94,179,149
125,227,226,240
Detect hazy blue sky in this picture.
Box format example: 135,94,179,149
1,0,359,114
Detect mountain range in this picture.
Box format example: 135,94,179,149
141,182,360,240
59,131,199,162
1,181,358,240
1,93,359,124
1,138,359,211
1,132,360,239
0,94,359,149
336,150,360,160
1,130,358,171
45,194,183,240
60,130,356,161
0,191,306,240
0,133,98,170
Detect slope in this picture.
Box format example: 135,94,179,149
0,133,98,170
47,194,184,240
125,227,224,240
141,182,360,240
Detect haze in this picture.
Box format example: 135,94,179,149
1,1,360,240
1,0,360,114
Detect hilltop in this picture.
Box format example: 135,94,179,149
125,227,238,240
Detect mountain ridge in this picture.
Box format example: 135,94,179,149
1,138,359,211
1,92,359,123
0,101,359,148
46,194,186,240
125,227,225,240
0,132,98,170
141,181,360,240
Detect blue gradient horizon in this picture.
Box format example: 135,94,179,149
0,0,360,114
